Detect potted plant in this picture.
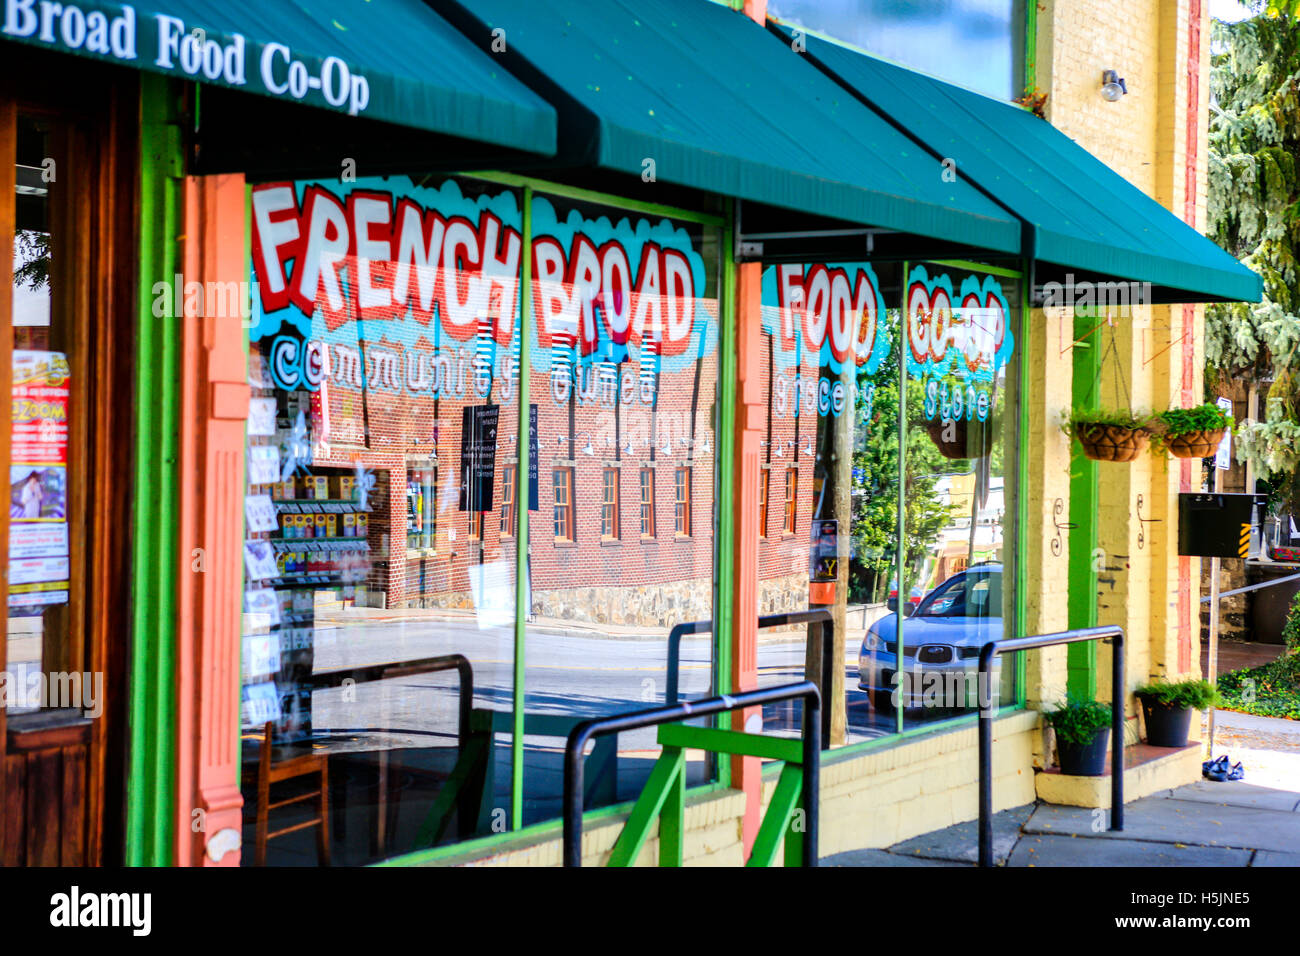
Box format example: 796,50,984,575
1150,402,1233,459
1134,678,1220,747
1045,696,1112,775
1061,407,1153,463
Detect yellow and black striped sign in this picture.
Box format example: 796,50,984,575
1239,522,1251,558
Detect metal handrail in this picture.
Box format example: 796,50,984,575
309,654,474,745
665,608,835,706
977,625,1125,867
562,681,822,867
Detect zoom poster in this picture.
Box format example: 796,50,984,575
10,350,70,608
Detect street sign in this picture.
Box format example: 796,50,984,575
1214,396,1233,470
528,404,539,511
458,404,499,512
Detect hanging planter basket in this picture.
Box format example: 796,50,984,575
1164,428,1227,459
925,416,992,460
1074,422,1150,463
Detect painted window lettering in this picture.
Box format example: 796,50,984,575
249,178,716,405
905,265,1013,425
761,261,889,418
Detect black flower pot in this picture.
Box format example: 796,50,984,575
1056,726,1110,776
1140,699,1193,748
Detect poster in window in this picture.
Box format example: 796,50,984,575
10,351,70,607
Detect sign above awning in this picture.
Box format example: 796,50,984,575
783,25,1262,305
0,0,557,154
431,0,1021,256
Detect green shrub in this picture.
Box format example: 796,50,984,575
1134,677,1221,710
1283,590,1300,653
1218,653,1300,720
1044,696,1112,746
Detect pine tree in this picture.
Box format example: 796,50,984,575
1205,6,1300,476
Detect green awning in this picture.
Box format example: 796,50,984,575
0,0,556,154
785,26,1262,304
432,0,1021,253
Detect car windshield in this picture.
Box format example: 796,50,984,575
914,571,1001,619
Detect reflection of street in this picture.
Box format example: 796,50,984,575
309,613,716,754
755,636,895,742
306,613,720,832
310,614,888,745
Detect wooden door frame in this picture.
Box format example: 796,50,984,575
0,50,139,866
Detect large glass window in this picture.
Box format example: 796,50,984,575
756,260,1020,746
241,176,722,860
7,116,74,713
768,0,1026,101
522,191,720,826
242,175,523,864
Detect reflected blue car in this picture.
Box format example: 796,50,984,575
858,564,1003,710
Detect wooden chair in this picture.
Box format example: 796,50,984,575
254,721,331,866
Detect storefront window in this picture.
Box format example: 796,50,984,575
767,0,1026,101
7,116,73,713
756,259,1020,746
899,262,1019,728
242,175,523,864
240,176,723,859
521,191,720,825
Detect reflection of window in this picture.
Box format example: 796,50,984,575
553,467,574,542
759,469,770,538
674,467,691,536
601,467,620,540
500,466,516,538
784,468,797,534
640,468,655,538
468,508,482,541
406,466,437,550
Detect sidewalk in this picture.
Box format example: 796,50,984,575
826,710,1300,867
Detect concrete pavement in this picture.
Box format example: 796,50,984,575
827,711,1300,867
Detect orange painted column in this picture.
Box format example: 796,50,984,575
175,174,249,866
731,262,765,852
731,0,769,859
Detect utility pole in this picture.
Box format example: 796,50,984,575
1206,395,1234,755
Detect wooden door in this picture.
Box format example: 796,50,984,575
0,49,139,866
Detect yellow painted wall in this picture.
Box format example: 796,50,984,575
1030,0,1208,744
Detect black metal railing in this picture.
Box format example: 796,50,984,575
977,625,1125,867
666,609,835,743
562,681,822,867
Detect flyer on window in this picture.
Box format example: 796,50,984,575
9,350,70,606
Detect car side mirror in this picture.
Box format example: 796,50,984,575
886,596,898,613
902,604,916,618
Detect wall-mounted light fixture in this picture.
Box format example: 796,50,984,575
1101,69,1127,102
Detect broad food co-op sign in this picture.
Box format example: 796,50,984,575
2,0,370,116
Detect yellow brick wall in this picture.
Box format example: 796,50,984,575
1033,0,1209,736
